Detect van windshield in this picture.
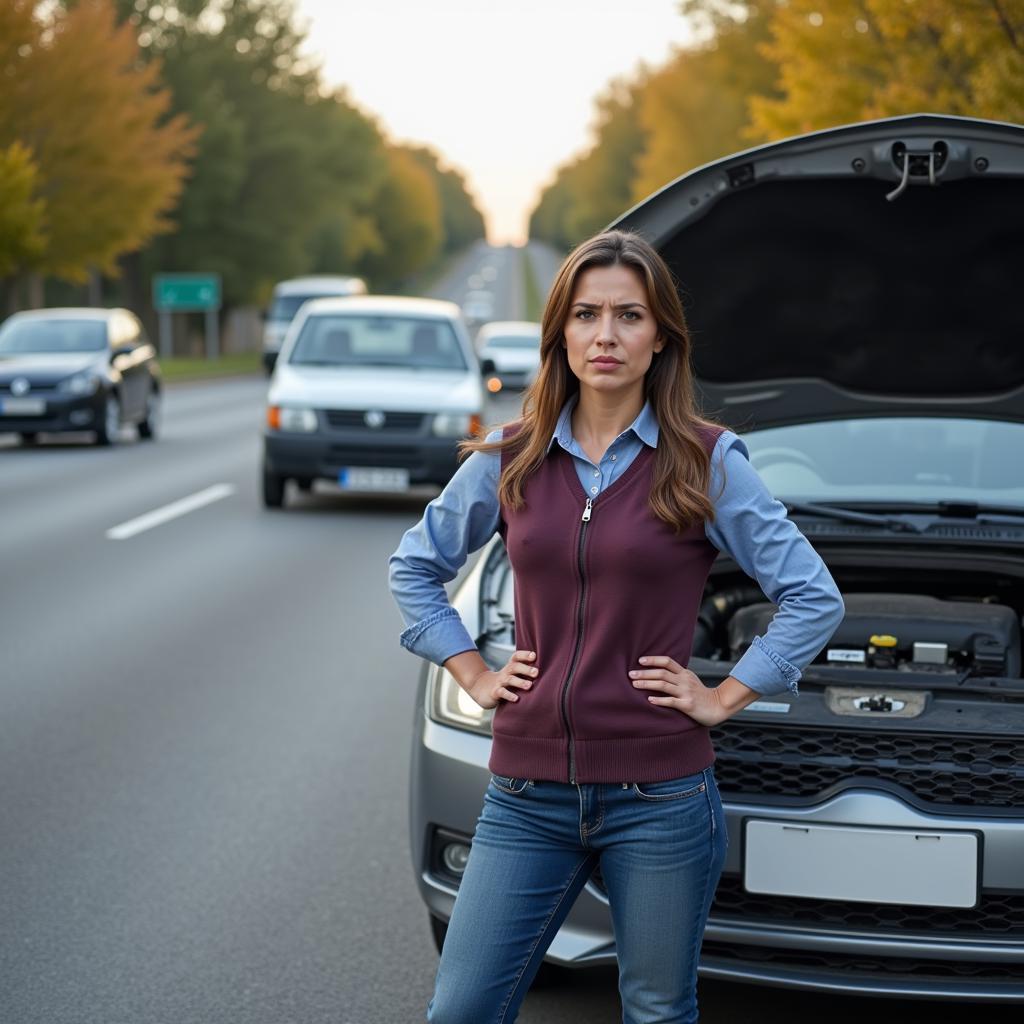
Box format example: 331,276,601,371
289,315,468,371
268,295,322,322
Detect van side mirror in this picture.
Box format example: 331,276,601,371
480,358,496,375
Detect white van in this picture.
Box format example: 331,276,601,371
262,275,367,374
262,295,485,508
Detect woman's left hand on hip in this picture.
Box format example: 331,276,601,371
629,655,729,727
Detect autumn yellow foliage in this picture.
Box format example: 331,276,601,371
0,0,196,282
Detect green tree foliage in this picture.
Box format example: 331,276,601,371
357,146,444,288
0,0,195,283
406,145,487,254
0,143,47,277
109,0,484,304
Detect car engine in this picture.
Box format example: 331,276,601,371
695,590,1022,679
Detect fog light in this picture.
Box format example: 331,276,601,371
486,376,502,393
441,842,471,876
70,409,94,425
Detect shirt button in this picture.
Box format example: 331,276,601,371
590,486,598,494
593,469,600,477
610,454,617,461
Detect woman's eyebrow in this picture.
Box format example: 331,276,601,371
572,301,648,310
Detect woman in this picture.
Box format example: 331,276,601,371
389,230,845,1023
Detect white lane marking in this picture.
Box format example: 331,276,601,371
106,483,236,540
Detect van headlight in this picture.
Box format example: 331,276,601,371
267,405,318,432
432,413,482,438
428,665,494,736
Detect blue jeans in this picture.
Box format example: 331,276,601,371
428,766,727,1024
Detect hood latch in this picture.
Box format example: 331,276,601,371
886,140,948,200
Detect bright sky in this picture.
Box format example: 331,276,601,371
295,1,698,244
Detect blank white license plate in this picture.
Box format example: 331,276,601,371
744,820,979,907
0,397,45,415
338,467,409,492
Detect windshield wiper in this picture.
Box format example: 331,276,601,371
785,501,926,533
934,500,1024,524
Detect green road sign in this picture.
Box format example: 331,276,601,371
153,273,222,312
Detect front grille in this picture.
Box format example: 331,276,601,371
709,722,1024,809
700,940,1024,983
710,874,1024,938
323,409,425,431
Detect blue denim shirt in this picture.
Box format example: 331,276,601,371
388,394,845,696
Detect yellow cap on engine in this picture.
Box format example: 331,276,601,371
869,634,898,648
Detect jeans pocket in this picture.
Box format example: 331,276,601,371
632,770,707,802
489,774,532,796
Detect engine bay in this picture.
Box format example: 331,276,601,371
694,588,1023,681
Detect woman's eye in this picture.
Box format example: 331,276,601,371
621,311,640,321
575,309,594,320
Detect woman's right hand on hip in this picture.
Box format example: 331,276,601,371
466,650,539,709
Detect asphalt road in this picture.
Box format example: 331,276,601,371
1,245,1016,1023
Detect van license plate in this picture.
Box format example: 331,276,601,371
744,820,979,907
338,467,409,492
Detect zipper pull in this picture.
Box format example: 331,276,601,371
581,498,593,522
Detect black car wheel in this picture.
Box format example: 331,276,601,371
137,386,161,440
262,465,285,508
94,393,120,446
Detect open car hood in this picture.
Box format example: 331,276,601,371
610,114,1024,429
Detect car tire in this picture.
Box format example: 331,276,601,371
19,432,38,444
94,393,120,446
137,386,161,440
427,913,566,988
262,465,285,509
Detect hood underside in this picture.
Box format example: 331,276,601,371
610,114,1024,428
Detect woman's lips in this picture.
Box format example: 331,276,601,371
591,358,622,370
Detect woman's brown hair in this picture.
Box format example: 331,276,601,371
461,229,726,531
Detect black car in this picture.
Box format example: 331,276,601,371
0,308,162,445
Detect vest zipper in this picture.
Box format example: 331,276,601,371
560,496,592,782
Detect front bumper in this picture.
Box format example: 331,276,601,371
0,390,105,434
264,416,462,486
410,695,1024,1002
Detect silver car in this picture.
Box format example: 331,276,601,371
409,113,1024,1002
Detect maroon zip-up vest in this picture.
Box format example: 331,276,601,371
492,421,725,784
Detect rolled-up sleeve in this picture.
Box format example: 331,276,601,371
387,430,502,665
705,430,845,696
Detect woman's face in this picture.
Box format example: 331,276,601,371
562,263,664,398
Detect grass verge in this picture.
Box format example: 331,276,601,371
160,352,262,383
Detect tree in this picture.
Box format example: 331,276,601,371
357,146,444,287
748,0,1024,139
0,0,195,284
0,143,46,278
633,4,780,198
406,145,487,253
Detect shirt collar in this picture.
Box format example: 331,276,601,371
547,393,660,453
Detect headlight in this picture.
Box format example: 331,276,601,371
428,665,494,736
432,413,482,438
60,373,101,395
267,405,317,432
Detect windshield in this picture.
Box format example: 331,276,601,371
289,315,468,371
743,417,1024,510
268,295,324,322
0,319,107,354
486,335,539,349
